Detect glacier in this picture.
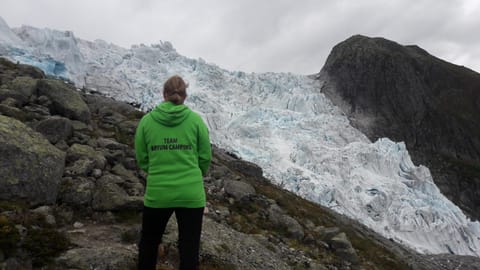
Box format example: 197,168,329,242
1,17,479,257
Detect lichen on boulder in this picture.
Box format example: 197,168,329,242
37,79,91,123
0,115,66,205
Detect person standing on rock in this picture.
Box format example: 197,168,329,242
135,75,212,270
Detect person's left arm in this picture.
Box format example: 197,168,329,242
135,117,149,173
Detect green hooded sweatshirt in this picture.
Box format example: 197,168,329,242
135,101,212,208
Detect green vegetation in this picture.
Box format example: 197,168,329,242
22,227,71,267
0,207,71,267
0,214,20,257
0,200,28,212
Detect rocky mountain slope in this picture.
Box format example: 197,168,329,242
2,58,480,269
317,35,480,221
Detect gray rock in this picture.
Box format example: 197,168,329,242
116,120,138,142
223,180,256,201
422,254,480,270
8,76,37,98
208,205,231,223
92,168,103,178
228,160,263,178
58,177,95,206
0,103,27,121
0,115,65,205
3,257,32,270
97,137,128,151
1,97,20,107
0,88,25,106
92,177,142,211
15,225,27,240
36,95,52,107
111,164,136,179
84,94,139,117
71,120,90,131
67,144,106,170
30,206,56,225
267,204,304,240
0,76,37,105
37,79,91,123
212,165,231,179
55,247,136,270
99,174,125,184
64,159,95,176
102,149,125,166
123,182,144,196
122,157,137,170
68,131,91,145
23,104,50,117
329,232,359,265
315,226,341,240
161,216,292,270
54,140,69,151
92,180,129,211
34,116,73,144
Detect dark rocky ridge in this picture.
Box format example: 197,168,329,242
1,57,480,269
317,35,480,220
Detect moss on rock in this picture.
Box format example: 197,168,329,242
37,79,91,123
0,115,65,205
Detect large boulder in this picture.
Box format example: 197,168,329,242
10,76,38,98
37,79,91,123
58,177,95,206
92,176,143,211
223,180,256,201
266,204,304,240
0,115,65,205
67,144,106,170
329,232,360,266
228,160,263,178
34,116,74,144
0,76,38,105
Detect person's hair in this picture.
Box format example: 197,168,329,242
163,75,188,105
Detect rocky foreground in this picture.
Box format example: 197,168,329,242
1,58,479,270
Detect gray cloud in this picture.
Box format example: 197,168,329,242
1,0,479,74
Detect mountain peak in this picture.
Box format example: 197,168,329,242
319,34,480,221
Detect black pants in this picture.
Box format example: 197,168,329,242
138,206,204,270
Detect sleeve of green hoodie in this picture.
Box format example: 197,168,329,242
198,118,212,176
134,116,149,173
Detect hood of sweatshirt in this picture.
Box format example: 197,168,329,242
150,101,191,127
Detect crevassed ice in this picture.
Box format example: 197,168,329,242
1,23,480,257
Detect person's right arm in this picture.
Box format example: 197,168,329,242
197,118,212,176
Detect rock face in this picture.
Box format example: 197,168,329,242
0,115,65,205
318,35,480,220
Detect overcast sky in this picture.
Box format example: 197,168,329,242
1,0,479,74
